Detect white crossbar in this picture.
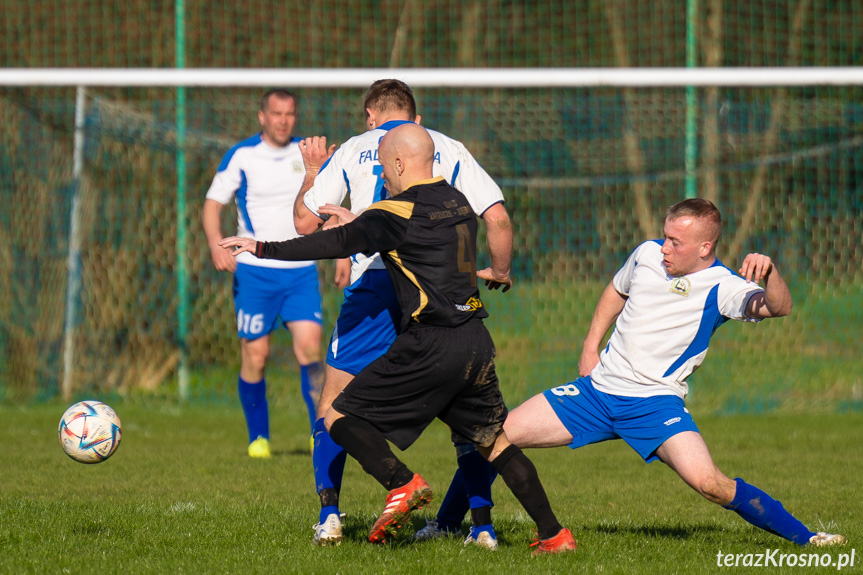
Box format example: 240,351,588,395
1,67,862,87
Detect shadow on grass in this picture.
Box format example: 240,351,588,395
590,521,726,541
325,514,461,547
273,448,313,457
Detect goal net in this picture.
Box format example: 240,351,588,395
0,0,860,415
2,79,860,414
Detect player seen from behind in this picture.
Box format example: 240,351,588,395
292,79,511,547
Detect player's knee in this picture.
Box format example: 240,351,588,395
695,473,736,505
241,347,268,373
294,341,322,365
323,408,344,433
477,432,511,463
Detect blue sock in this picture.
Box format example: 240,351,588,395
472,523,496,538
238,376,268,443
436,468,470,530
320,505,340,524
724,478,815,545
458,445,496,510
300,362,323,432
313,418,347,520
436,444,498,530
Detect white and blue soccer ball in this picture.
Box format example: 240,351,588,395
58,400,122,464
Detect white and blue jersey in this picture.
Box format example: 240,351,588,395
303,120,505,284
302,120,504,373
542,240,763,461
206,134,321,339
206,134,313,269
592,240,763,400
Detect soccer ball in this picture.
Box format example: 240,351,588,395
58,400,122,464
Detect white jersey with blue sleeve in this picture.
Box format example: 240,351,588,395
590,240,763,400
302,120,504,283
206,134,313,269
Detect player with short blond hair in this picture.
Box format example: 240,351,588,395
422,198,847,549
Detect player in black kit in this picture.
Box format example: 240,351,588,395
219,123,576,555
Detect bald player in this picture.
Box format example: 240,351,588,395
219,123,577,555
294,80,511,548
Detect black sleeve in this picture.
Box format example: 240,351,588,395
255,209,407,262
256,223,370,261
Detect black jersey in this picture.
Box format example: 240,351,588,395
257,176,487,331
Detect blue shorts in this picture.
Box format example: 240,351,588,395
326,269,402,376
542,376,699,463
232,263,322,341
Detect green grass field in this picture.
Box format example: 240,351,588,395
1,403,859,574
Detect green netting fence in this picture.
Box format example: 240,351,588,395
0,1,861,415
2,1,860,68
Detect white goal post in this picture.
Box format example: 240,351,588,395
1,67,863,87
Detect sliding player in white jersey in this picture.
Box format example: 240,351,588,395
423,198,847,549
202,89,324,459
293,79,512,547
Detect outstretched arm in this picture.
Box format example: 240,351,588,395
578,282,628,376
293,136,336,235
476,202,513,293
220,224,368,263
220,208,401,263
739,253,792,319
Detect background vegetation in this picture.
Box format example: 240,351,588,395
0,1,860,414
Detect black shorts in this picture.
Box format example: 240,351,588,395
331,320,508,450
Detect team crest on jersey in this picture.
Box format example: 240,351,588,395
291,161,304,173
455,297,483,312
670,277,691,297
